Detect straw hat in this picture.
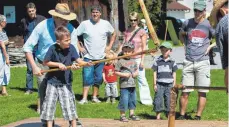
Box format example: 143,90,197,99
48,3,77,21
210,0,228,28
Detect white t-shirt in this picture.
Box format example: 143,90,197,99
76,19,114,60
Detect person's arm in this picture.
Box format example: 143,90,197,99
172,62,178,87
153,71,157,92
106,31,116,52
0,42,9,65
115,71,131,78
23,24,41,75
173,72,176,87
140,32,147,68
105,22,116,52
102,72,107,84
205,24,216,55
43,60,67,71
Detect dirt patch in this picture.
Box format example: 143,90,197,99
2,117,228,127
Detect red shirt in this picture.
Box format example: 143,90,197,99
103,64,117,83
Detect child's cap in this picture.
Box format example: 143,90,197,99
122,43,135,50
159,42,173,49
0,15,6,23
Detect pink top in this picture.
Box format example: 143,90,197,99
124,28,146,58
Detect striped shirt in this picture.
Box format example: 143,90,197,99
0,30,9,43
216,15,228,69
152,56,178,83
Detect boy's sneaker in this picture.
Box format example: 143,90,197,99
111,98,116,104
193,115,201,120
106,97,111,103
176,115,186,120
92,97,101,103
25,90,33,95
120,115,128,122
129,115,140,121
78,99,88,105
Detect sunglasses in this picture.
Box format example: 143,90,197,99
130,19,137,22
194,9,203,13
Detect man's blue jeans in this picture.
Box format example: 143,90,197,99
25,54,35,91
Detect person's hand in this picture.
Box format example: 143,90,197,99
125,73,131,78
71,63,81,70
205,46,211,55
104,80,108,84
139,61,144,69
132,71,138,78
58,63,67,71
5,57,10,65
105,46,111,53
33,66,42,76
154,84,157,92
86,61,94,66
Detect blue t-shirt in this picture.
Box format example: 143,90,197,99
44,43,79,84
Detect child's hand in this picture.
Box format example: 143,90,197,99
132,72,138,78
71,63,81,70
58,63,67,71
154,84,157,92
104,80,107,84
86,61,94,66
125,73,131,78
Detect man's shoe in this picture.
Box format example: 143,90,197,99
78,99,88,105
111,98,116,104
25,90,33,95
106,97,111,103
176,115,186,120
92,97,101,103
193,115,201,120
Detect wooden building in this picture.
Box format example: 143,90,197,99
0,0,127,37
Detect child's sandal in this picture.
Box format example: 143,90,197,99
129,115,140,121
120,115,128,122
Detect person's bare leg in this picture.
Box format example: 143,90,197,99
156,112,161,120
179,92,189,115
82,86,90,100
196,92,206,116
2,86,7,93
92,86,99,97
70,119,77,127
130,109,134,116
47,120,52,127
37,98,40,113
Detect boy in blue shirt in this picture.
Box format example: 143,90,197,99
40,26,90,127
152,42,178,120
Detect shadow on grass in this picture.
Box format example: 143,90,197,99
9,87,38,92
138,113,157,119
15,123,60,127
28,104,37,112
75,94,120,102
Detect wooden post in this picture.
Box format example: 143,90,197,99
138,0,160,46
168,87,178,127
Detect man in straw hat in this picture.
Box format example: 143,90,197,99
23,3,82,127
210,0,228,93
178,0,215,120
76,5,116,104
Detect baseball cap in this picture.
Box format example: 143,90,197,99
159,42,173,49
0,15,6,22
194,0,206,11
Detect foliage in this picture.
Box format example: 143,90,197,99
128,0,170,29
0,68,228,126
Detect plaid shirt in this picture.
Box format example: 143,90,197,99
216,14,228,69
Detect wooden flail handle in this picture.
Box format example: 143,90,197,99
41,49,158,73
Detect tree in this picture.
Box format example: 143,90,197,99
128,0,170,29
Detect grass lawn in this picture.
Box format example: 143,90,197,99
0,67,228,126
